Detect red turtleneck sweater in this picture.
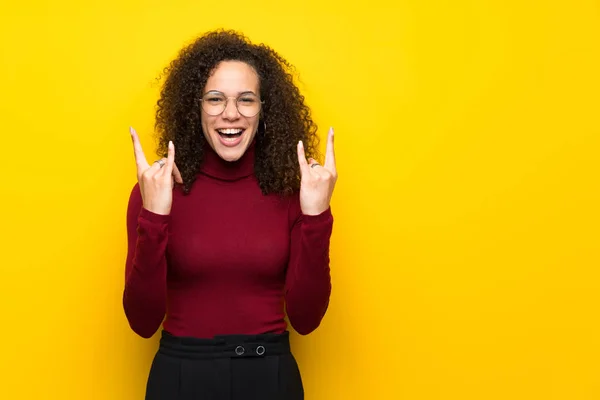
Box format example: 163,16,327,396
123,140,333,339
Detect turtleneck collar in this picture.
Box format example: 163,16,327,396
199,138,257,181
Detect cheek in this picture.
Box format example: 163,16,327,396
249,117,260,131
201,115,214,133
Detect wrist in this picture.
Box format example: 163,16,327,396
302,205,329,216
142,203,171,216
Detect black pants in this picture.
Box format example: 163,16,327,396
145,330,304,400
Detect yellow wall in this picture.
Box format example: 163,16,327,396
1,1,599,399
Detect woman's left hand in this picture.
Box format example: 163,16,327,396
297,127,338,215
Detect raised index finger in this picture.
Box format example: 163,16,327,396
324,127,336,172
129,126,149,170
297,140,310,176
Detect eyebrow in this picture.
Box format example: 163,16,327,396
204,90,257,96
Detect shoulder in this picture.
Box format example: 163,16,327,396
126,182,143,218
285,190,301,212
128,182,142,204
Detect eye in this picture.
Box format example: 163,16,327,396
206,96,225,103
238,96,257,104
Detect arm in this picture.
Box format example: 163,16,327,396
284,198,334,335
122,183,169,338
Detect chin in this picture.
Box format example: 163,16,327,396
211,138,250,162
216,148,245,162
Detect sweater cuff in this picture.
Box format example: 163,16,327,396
139,207,171,224
301,207,333,225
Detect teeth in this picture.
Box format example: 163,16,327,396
218,128,243,135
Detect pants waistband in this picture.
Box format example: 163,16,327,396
158,330,291,360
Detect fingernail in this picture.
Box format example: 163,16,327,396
169,140,173,148
129,126,134,134
299,140,303,148
329,127,334,134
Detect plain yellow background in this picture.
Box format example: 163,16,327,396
1,0,599,399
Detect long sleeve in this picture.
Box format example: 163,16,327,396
284,196,334,335
122,183,170,338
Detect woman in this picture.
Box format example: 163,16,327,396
123,29,337,399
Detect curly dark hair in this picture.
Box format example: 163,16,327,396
152,29,321,196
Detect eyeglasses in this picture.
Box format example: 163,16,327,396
200,91,264,118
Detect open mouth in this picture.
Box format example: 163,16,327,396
217,128,244,141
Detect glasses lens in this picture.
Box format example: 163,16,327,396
202,93,226,115
237,94,261,117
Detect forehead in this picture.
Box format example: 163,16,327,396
204,61,260,94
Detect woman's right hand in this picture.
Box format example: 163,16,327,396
129,126,183,215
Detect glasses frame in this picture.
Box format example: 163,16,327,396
200,91,264,118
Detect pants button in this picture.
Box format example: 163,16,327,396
256,345,265,355
235,346,245,355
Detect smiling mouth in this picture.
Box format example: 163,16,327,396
217,128,244,140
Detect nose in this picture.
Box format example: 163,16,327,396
222,98,240,120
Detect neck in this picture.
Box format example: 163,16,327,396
200,139,256,181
